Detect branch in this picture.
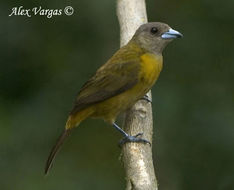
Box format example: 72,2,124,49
117,0,158,189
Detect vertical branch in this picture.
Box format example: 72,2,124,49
117,0,158,190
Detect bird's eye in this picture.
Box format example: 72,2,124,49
151,27,158,34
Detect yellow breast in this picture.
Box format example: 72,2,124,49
139,53,163,85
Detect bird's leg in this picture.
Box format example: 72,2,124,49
112,123,151,147
141,94,152,103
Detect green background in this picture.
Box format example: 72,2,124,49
1,0,234,189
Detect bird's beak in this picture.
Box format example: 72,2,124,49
161,28,183,39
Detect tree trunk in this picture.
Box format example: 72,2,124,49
117,0,158,190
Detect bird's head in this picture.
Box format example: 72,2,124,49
132,22,183,54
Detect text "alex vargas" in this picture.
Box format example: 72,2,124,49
9,6,63,18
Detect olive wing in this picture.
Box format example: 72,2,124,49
70,61,140,114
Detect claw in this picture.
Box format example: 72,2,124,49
119,133,151,147
134,132,143,138
141,95,152,103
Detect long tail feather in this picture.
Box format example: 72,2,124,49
45,129,71,175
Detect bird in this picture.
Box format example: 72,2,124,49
45,22,183,174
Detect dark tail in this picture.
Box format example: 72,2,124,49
45,129,71,175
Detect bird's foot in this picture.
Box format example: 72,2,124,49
119,133,151,147
141,95,152,103
112,123,151,147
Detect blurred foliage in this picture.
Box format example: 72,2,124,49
0,0,234,190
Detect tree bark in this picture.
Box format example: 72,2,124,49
117,0,158,190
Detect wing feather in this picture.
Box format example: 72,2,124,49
70,61,140,115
